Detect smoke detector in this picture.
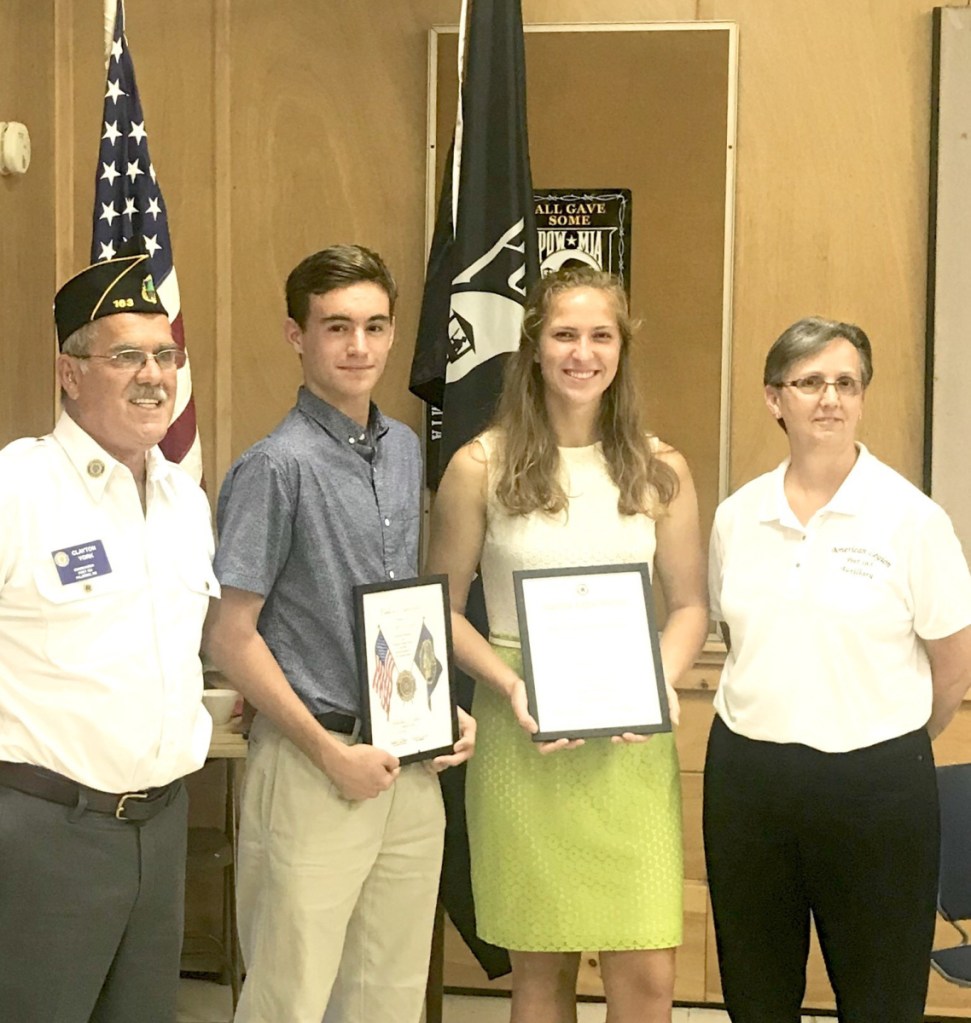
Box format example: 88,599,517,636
0,121,31,176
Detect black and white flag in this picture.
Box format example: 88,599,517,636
410,0,539,487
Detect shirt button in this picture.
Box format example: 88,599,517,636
389,570,396,579
384,518,390,526
348,437,356,445
359,434,365,442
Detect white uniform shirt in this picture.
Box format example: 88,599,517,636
709,444,971,752
0,412,218,791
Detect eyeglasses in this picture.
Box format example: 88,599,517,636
72,348,187,371
780,374,863,397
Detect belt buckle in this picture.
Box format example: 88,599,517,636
115,791,149,820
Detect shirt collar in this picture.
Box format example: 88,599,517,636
295,386,389,448
758,443,873,524
52,411,173,501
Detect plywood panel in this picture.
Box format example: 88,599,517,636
928,7,971,558
933,699,971,765
675,690,716,774
700,0,938,492
0,0,57,445
681,770,705,882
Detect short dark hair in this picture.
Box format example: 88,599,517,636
764,316,873,388
285,245,397,328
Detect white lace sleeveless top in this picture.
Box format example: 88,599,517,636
477,430,660,640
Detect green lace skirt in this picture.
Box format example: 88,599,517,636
465,645,683,952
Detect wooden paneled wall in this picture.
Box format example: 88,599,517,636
0,0,57,443
2,0,966,497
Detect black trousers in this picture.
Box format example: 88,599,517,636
703,716,939,1023
0,781,188,1023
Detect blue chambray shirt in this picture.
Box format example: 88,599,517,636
213,387,421,717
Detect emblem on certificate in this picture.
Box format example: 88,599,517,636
353,575,458,764
396,670,417,702
513,563,671,741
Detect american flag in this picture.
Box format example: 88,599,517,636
372,629,396,721
92,0,202,482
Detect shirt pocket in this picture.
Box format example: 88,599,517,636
162,554,220,642
33,564,131,670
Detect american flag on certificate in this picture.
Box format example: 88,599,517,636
92,0,203,482
372,629,396,720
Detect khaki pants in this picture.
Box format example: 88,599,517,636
233,717,445,1023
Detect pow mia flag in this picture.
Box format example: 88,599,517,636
410,0,539,488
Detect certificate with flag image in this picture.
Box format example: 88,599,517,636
513,563,671,741
353,575,458,764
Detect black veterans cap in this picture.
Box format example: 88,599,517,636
54,239,168,348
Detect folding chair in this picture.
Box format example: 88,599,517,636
931,762,971,986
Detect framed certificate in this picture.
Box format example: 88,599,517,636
352,574,458,764
513,563,670,741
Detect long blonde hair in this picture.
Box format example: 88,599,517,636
491,267,677,517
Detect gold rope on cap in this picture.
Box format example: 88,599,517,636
88,253,151,323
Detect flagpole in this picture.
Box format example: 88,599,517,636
451,0,469,233
103,0,118,68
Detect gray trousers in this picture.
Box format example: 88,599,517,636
0,780,188,1023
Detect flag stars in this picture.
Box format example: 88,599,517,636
106,79,125,103
98,241,116,261
100,161,120,186
110,37,123,62
102,121,121,145
149,163,157,184
99,201,120,226
144,235,161,258
145,196,161,220
128,121,147,145
126,160,144,183
122,197,138,218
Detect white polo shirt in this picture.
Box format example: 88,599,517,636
709,445,971,752
0,412,218,791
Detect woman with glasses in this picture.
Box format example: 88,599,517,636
704,316,971,1023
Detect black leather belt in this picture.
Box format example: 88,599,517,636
0,761,181,822
314,711,358,736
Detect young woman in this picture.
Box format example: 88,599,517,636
427,267,708,1023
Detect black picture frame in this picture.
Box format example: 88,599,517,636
513,563,670,742
352,574,458,765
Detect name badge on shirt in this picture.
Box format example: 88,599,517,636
51,540,112,585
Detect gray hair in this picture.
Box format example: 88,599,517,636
61,320,102,360
59,321,104,400
763,316,873,388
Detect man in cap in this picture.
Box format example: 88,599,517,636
205,244,474,1023
0,247,219,1022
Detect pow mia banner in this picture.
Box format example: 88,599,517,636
409,0,532,983
535,189,632,299
410,0,539,489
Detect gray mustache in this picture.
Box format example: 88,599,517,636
127,387,168,402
